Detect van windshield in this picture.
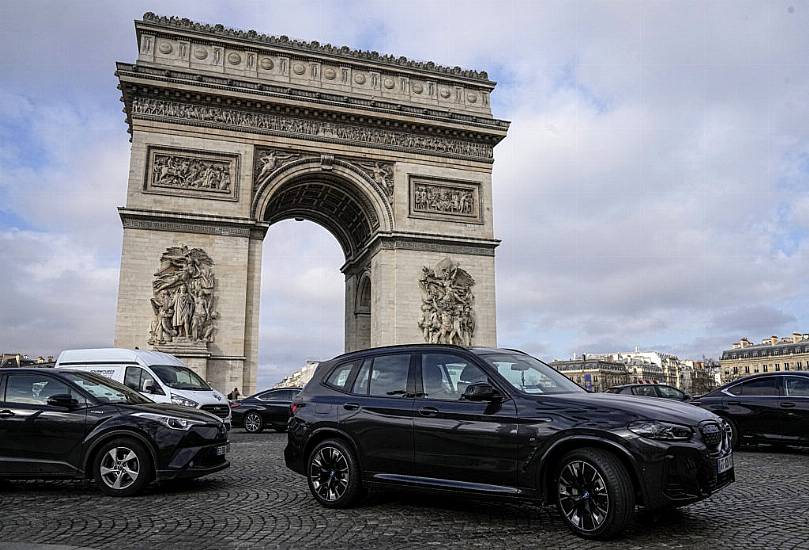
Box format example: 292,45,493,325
151,365,211,391
61,372,150,405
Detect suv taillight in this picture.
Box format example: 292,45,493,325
290,403,300,414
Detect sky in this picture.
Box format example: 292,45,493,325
2,0,809,388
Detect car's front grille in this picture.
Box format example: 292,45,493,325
700,421,723,448
201,404,230,419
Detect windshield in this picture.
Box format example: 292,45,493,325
151,365,211,391
479,352,584,395
61,372,151,405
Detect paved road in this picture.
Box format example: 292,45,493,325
2,432,808,550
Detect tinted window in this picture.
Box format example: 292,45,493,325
731,377,779,396
264,390,297,401
351,360,371,395
657,386,684,399
5,374,79,406
785,376,809,397
124,366,161,394
61,372,149,404
369,354,410,397
632,385,657,397
480,352,582,395
325,362,356,391
421,353,487,401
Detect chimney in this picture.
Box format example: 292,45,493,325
793,332,802,343
771,335,779,345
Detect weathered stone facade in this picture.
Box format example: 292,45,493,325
113,14,509,394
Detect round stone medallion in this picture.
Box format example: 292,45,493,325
467,92,478,103
228,52,242,65
411,82,424,94
293,63,306,75
260,57,274,70
383,77,395,89
324,67,337,80
354,73,367,85
439,87,451,99
158,42,173,55
193,47,208,60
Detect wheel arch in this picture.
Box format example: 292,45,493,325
537,436,646,506
82,429,158,480
303,427,363,472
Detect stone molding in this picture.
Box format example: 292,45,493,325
117,63,510,132
129,97,494,162
409,176,482,224
139,12,492,83
119,208,268,239
144,146,240,201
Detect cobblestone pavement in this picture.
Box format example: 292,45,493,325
1,433,809,550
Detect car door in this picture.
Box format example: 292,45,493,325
724,376,783,442
337,353,416,477
258,389,297,425
412,351,519,488
0,372,88,475
782,375,809,443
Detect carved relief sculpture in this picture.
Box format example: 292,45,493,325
148,245,218,346
145,147,239,201
254,149,301,188
418,257,476,346
409,177,481,223
358,161,394,199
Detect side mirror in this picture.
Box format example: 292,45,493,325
144,384,163,396
47,394,79,409
462,382,499,401
682,394,691,401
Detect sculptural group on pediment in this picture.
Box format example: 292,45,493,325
418,257,476,347
148,245,218,346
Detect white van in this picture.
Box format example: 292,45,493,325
55,348,231,428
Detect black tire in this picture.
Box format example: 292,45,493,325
554,448,635,540
243,412,264,433
93,438,152,497
306,438,363,508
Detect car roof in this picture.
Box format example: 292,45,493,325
56,348,183,367
323,344,525,363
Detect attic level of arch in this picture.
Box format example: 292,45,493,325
116,65,509,150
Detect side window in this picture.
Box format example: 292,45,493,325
633,385,657,397
124,367,161,394
657,386,684,399
5,374,74,406
785,376,809,397
325,361,357,391
421,353,487,401
735,377,779,396
265,390,294,401
351,360,371,395
369,354,411,398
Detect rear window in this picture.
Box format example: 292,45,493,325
728,377,779,396
325,361,357,391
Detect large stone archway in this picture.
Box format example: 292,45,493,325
113,13,510,394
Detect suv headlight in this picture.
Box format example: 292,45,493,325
628,420,693,441
132,412,205,430
171,393,198,408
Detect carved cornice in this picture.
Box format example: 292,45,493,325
119,208,269,240
140,12,492,83
116,63,510,132
129,96,494,162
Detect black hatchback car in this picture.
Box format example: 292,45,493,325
0,368,230,496
607,383,691,401
691,371,809,449
231,387,302,433
285,345,734,539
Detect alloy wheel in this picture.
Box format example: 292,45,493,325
99,446,140,491
309,446,350,502
558,459,610,532
245,412,262,432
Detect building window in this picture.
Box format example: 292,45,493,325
798,361,803,369
763,365,768,373
733,366,739,374
745,366,750,374
775,365,781,372
784,363,789,370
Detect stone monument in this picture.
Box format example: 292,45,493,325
113,13,510,394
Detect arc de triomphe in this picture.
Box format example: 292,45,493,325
113,13,510,394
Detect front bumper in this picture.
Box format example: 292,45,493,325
155,424,230,481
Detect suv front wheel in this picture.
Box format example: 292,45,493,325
554,448,635,539
307,439,363,508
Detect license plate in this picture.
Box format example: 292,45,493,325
717,453,733,474
215,444,230,456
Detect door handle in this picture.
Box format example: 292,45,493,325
0,410,14,417
343,403,360,411
418,407,439,417
781,402,796,408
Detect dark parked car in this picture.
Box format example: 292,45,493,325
606,383,690,401
0,368,230,496
691,371,809,449
231,387,302,433
285,345,734,540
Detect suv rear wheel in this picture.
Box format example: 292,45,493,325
307,438,362,508
554,448,635,540
94,438,152,497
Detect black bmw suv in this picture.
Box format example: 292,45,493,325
285,345,734,539
0,368,230,496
